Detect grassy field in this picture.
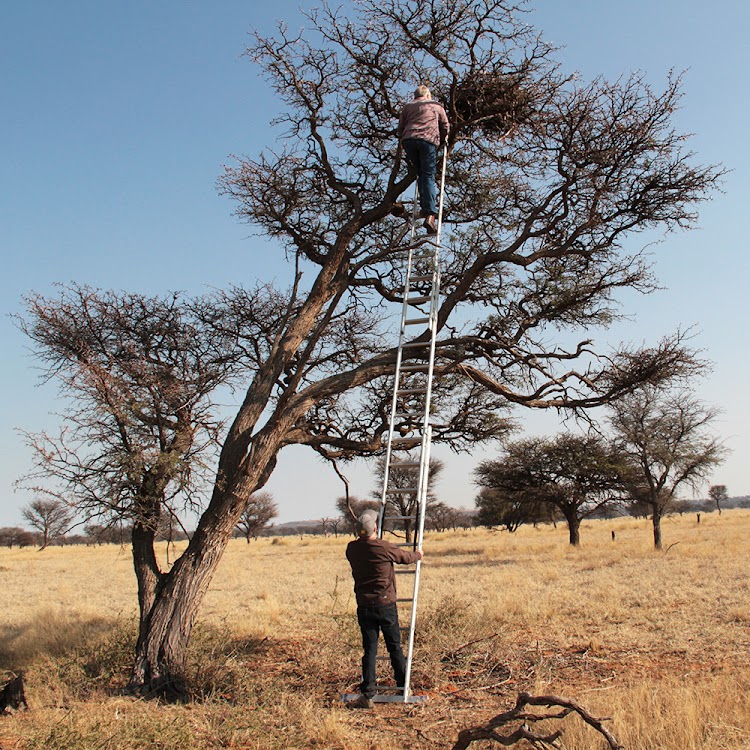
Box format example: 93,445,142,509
1,510,749,749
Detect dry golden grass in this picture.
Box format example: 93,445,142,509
1,510,749,748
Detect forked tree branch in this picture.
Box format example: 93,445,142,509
452,692,623,750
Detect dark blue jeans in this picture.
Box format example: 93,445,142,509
357,603,406,698
402,138,438,216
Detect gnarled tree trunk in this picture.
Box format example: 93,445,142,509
126,436,279,698
127,523,233,698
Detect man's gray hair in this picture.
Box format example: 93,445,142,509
357,510,378,537
414,84,431,99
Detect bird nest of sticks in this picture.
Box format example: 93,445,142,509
453,71,533,137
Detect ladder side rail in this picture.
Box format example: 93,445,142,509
399,151,447,698
436,146,448,240
379,181,422,536
402,425,433,700
416,146,447,451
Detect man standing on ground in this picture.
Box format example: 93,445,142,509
398,84,450,235
346,510,424,708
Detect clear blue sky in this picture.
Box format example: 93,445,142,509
1,1,748,526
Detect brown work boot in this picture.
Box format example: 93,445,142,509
423,215,437,235
347,694,374,709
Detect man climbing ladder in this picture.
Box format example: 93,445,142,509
398,84,449,234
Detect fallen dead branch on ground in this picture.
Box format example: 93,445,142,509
451,691,623,749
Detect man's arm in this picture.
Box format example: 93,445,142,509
397,107,407,139
384,540,424,565
438,104,449,145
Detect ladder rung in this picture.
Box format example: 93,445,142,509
410,274,433,282
390,461,421,468
391,437,421,445
386,515,417,520
401,340,429,348
397,597,414,602
397,387,427,394
395,569,416,574
404,317,430,325
399,363,428,372
407,295,431,305
387,487,418,494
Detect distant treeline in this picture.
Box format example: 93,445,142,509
2,496,749,548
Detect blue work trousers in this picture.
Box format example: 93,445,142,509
357,603,406,698
402,138,438,216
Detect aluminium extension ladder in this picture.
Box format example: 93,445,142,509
371,149,448,704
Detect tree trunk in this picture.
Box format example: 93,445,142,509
127,519,234,699
131,520,162,630
126,439,279,698
563,510,581,546
652,508,663,550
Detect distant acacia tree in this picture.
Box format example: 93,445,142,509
84,523,130,546
708,484,728,515
320,516,344,537
427,501,463,532
21,498,73,549
475,486,554,532
19,0,721,697
475,435,626,545
610,386,727,549
235,492,278,541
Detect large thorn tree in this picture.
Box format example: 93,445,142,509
21,0,721,696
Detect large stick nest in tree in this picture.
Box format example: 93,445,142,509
453,71,534,136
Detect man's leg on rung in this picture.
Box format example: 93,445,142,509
416,141,438,217
402,138,437,218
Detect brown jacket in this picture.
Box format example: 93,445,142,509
346,536,420,607
398,98,450,146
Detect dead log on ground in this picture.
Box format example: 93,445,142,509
452,691,623,749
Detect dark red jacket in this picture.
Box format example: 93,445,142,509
346,536,420,607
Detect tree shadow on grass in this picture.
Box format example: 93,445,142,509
0,610,122,672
